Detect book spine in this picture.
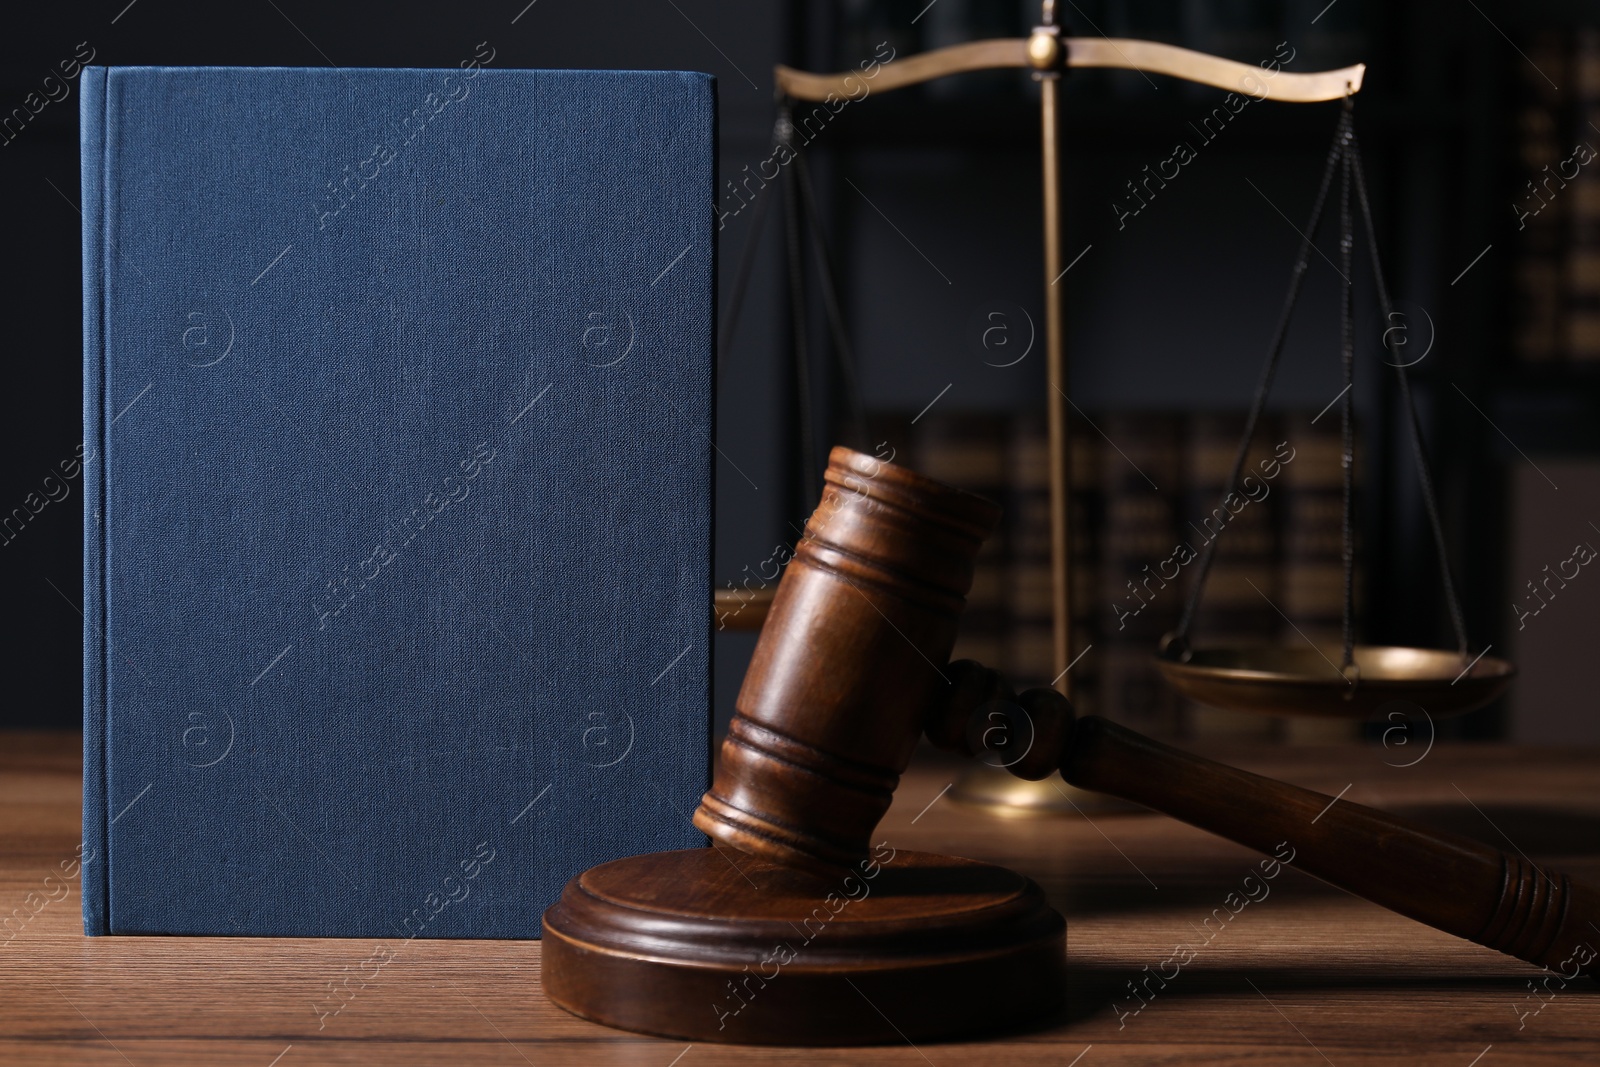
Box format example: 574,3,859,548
703,73,719,797
914,412,1010,668
1004,413,1101,709
1180,412,1282,740
1513,31,1569,363
80,66,109,936
1003,411,1054,691
1068,414,1102,715
1279,411,1346,652
1278,410,1360,743
1567,30,1600,361
1097,411,1182,737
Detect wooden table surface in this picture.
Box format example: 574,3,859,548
3,731,1598,1065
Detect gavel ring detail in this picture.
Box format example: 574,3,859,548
694,446,1600,979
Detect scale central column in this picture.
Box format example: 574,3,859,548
951,17,1122,816
1038,34,1073,699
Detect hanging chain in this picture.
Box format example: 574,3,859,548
1347,131,1471,656
721,105,873,502
777,107,822,507
1167,104,1352,653
1338,96,1357,672
716,118,779,377
793,147,870,450
1168,98,1475,666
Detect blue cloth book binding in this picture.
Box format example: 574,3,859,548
81,65,715,937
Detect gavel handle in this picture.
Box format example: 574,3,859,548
1063,714,1600,978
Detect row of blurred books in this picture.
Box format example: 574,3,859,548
880,407,1360,742
1514,29,1600,364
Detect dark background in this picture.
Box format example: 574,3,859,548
3,1,1597,739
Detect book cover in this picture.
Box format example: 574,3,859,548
82,65,715,937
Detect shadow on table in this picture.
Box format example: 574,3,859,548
1044,961,1568,1028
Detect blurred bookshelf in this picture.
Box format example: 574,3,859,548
773,0,1600,742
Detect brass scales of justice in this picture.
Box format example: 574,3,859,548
540,10,1568,1044
711,0,1515,816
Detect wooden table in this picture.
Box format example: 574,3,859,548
3,732,1597,1064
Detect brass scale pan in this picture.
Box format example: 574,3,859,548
1155,100,1512,722
1156,645,1514,721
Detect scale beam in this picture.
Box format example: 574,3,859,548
775,36,1364,102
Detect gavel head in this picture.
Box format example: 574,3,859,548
692,446,1003,876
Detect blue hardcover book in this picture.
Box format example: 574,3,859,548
81,64,714,937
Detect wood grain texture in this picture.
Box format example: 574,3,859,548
543,847,1064,1044
696,447,1002,876
932,664,1600,980
3,731,1599,1064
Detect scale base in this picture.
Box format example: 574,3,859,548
543,847,1066,1045
949,765,1144,816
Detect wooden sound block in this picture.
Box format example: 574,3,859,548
543,846,1066,1046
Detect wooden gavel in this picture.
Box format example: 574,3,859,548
694,445,1600,979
